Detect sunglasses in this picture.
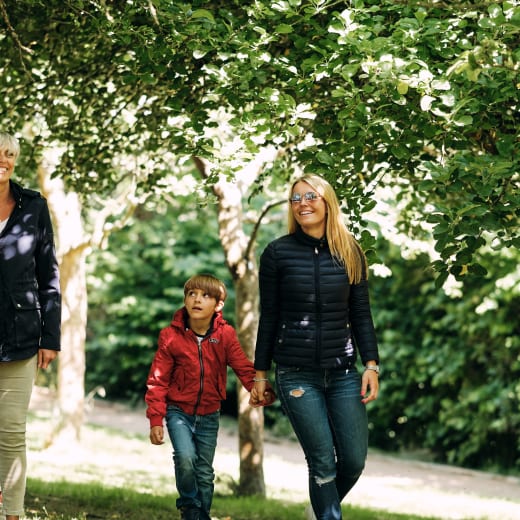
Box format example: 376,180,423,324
289,191,322,204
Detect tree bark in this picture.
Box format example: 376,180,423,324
52,243,88,444
235,268,265,496
37,154,87,444
194,155,269,496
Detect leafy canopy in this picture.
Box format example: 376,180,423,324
0,0,518,281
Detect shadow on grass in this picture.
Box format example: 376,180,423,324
25,477,441,520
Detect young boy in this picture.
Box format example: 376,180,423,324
145,274,275,520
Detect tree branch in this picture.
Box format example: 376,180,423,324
244,199,286,261
0,0,33,74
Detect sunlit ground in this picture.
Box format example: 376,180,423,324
26,394,520,520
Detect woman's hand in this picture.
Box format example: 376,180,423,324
361,368,379,404
250,380,267,406
38,349,58,369
250,370,273,407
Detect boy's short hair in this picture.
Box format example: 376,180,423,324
183,274,227,302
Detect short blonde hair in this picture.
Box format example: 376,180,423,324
0,132,20,158
287,174,368,283
184,274,227,302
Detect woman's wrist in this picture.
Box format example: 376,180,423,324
364,361,380,375
254,370,268,382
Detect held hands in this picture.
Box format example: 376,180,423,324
361,368,379,404
150,425,164,445
249,376,277,408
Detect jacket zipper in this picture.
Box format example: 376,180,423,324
193,334,204,415
314,246,322,365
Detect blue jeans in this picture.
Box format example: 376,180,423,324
276,366,368,520
165,406,220,520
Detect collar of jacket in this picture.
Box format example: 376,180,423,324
294,227,328,249
9,180,40,208
10,180,23,207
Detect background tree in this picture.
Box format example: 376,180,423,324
1,0,518,476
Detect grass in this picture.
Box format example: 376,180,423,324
24,478,442,520
20,411,446,520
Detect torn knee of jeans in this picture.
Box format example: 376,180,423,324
313,474,336,486
289,387,305,398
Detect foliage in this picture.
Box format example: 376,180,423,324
368,236,520,471
1,0,518,281
85,182,285,407
1,0,519,473
85,182,520,471
85,191,231,404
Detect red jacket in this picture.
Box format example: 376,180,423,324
145,307,256,427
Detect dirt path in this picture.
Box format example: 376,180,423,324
81,398,520,520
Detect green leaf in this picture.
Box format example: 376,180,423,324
418,179,436,191
190,9,215,23
397,80,409,95
275,24,294,34
453,115,473,126
434,270,449,288
316,151,334,165
468,263,488,276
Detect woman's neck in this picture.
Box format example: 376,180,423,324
300,223,325,239
0,182,11,204
0,184,14,221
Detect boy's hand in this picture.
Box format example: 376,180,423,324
150,425,164,445
262,387,277,406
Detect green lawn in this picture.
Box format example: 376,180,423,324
24,478,442,520
22,412,443,520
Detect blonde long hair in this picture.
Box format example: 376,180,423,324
287,174,368,283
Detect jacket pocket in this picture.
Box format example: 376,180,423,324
10,290,41,347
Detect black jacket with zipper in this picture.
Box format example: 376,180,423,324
0,180,61,362
254,227,378,371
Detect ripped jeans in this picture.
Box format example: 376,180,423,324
275,365,368,520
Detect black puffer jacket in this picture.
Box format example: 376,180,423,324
254,228,378,371
0,181,61,362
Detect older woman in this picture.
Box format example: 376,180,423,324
0,132,61,520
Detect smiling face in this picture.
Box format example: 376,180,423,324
290,181,327,238
0,147,17,187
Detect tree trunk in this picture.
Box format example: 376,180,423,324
235,268,265,496
37,154,87,445
194,155,268,496
53,244,87,443
36,146,139,445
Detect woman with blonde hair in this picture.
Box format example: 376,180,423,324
253,174,379,520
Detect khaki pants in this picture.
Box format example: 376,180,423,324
0,356,37,517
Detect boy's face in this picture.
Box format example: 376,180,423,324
184,288,223,321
